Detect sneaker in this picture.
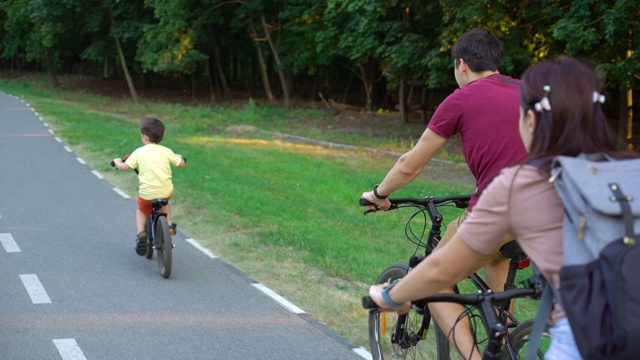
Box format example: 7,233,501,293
135,231,147,256
169,223,177,236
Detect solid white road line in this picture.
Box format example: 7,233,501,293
252,283,305,314
185,238,218,258
19,274,52,304
0,233,21,253
53,339,87,360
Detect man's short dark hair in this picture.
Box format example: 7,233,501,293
451,28,503,73
140,116,165,143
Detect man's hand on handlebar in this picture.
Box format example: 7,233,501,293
361,191,392,211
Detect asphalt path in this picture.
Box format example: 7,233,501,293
0,92,369,360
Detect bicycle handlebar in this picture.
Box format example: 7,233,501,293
110,154,186,174
360,193,472,210
361,286,539,310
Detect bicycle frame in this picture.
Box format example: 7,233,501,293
147,199,169,245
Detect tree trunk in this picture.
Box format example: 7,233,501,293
618,84,634,150
211,36,231,97
250,22,274,102
44,53,59,88
261,14,290,107
110,8,138,102
398,78,407,123
206,59,217,102
358,63,372,111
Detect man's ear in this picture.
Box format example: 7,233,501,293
457,58,468,75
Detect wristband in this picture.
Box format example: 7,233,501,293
381,286,402,308
373,184,389,200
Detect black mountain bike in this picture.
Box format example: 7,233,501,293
361,194,550,359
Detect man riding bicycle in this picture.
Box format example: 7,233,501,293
362,28,526,359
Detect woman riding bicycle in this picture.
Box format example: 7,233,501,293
366,56,624,359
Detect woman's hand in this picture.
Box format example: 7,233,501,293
369,284,411,314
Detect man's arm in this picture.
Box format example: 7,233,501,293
362,128,447,208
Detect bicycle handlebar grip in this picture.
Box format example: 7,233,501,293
360,198,373,206
111,154,131,168
362,296,378,309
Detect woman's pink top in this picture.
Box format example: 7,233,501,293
457,165,566,322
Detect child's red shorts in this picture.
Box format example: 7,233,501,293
137,194,172,216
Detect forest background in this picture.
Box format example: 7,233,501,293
0,0,639,146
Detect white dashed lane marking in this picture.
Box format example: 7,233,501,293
112,188,130,199
19,274,52,304
0,233,21,253
252,283,305,314
185,238,218,258
53,339,87,360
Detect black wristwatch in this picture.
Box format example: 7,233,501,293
373,184,389,200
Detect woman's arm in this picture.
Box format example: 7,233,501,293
369,234,485,312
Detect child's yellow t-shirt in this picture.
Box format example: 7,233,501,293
125,143,182,199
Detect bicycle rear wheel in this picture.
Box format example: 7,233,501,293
372,264,450,359
155,215,172,278
501,319,551,359
145,216,153,259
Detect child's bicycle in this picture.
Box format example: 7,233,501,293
360,194,551,359
111,155,181,279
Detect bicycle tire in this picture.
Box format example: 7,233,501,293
501,319,551,360
372,263,450,360
145,216,153,259
155,215,172,278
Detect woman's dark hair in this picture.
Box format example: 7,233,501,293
140,116,165,143
451,28,503,72
521,56,620,171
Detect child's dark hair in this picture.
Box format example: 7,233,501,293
140,116,165,143
451,28,503,73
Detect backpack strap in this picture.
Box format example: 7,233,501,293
609,183,637,246
525,266,562,360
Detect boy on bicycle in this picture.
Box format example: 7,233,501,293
112,116,186,255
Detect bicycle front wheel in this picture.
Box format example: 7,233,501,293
155,216,172,278
372,264,450,360
501,319,551,360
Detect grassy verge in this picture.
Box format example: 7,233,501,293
0,76,537,352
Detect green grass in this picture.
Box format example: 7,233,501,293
0,75,538,353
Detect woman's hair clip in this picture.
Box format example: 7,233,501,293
534,85,551,112
593,91,605,104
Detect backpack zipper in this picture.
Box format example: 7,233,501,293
579,216,587,240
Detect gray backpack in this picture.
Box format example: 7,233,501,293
527,153,640,360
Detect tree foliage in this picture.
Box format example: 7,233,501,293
0,0,637,129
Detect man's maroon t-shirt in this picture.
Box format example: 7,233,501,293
428,74,526,210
